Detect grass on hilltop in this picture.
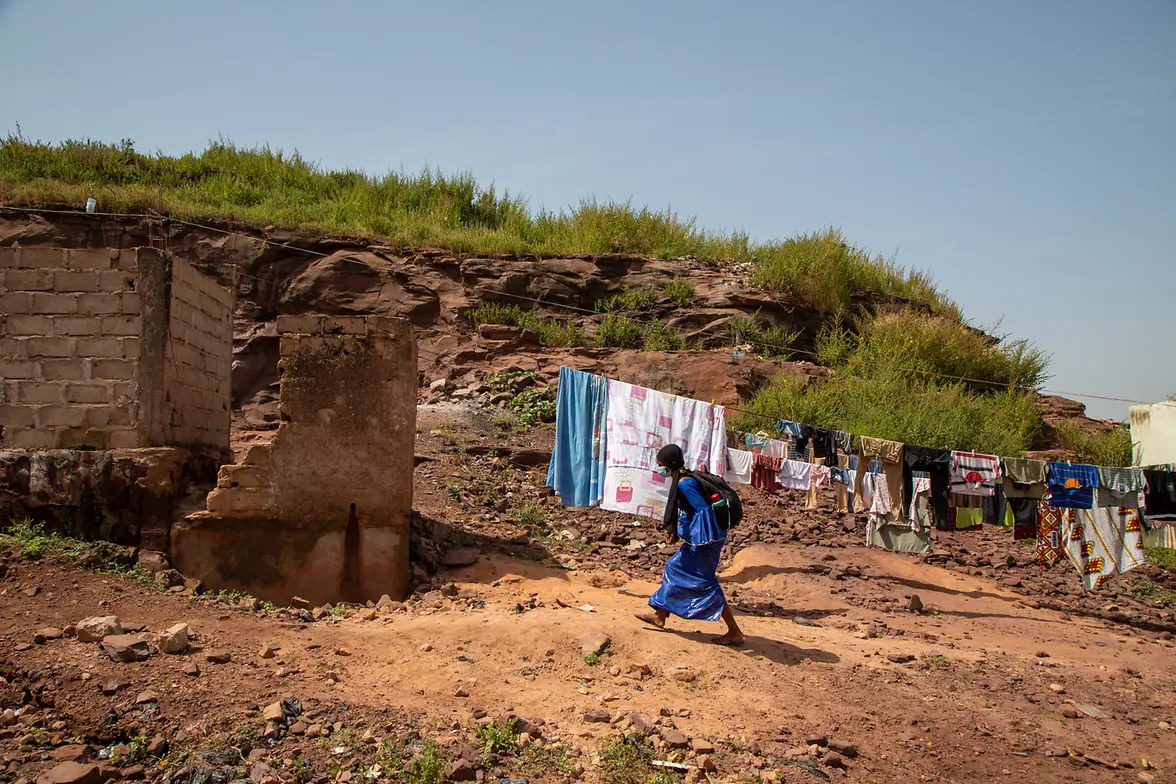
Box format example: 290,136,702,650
0,132,958,318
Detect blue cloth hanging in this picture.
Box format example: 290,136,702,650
546,367,608,508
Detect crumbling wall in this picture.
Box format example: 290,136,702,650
0,247,234,452
172,315,417,605
159,258,234,451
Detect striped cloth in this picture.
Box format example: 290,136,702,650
950,452,1000,497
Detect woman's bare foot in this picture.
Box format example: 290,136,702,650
713,630,745,646
634,613,667,629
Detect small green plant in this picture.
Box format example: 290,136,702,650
729,314,801,359
642,321,687,352
475,719,520,754
813,316,855,367
584,652,601,666
727,739,746,752
665,278,696,308
0,519,82,560
1053,421,1133,466
924,654,950,670
227,721,263,752
596,314,646,348
505,386,556,426
406,742,445,784
598,736,656,784
648,772,682,784
512,502,549,531
488,369,543,392
1144,547,1176,575
469,303,585,348
1131,576,1176,607
597,287,658,313
288,756,315,784
522,744,576,776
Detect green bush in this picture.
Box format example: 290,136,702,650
642,321,687,351
813,317,854,367
469,303,585,348
512,502,549,530
597,287,658,313
596,314,646,348
506,386,556,425
0,135,955,316
665,278,696,308
1053,421,1133,466
597,736,657,784
735,369,1043,456
728,315,800,359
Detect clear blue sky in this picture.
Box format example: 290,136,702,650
2,1,1172,420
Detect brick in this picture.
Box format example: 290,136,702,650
77,293,123,314
276,315,324,334
65,383,110,404
17,247,65,269
31,293,79,314
53,316,103,336
7,429,55,449
65,249,115,270
0,292,33,314
6,315,52,336
56,428,107,449
85,405,134,427
38,405,87,428
101,316,140,336
0,405,36,428
105,428,141,449
112,382,137,402
19,381,63,404
120,338,141,360
101,270,138,292
120,293,141,315
5,269,53,291
0,359,36,379
0,338,27,358
91,359,135,380
0,248,17,268
39,359,85,381
26,337,74,358
76,337,121,358
52,270,99,292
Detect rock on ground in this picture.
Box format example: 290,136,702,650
75,616,122,643
158,623,190,654
100,634,152,662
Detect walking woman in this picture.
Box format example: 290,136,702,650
636,444,745,645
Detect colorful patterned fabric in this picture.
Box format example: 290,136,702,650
1036,501,1071,566
1061,506,1145,591
950,451,1000,497
1047,462,1099,509
1096,466,1144,508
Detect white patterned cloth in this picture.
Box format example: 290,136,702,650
950,451,1001,497
776,460,813,491
601,379,727,521
1062,506,1145,591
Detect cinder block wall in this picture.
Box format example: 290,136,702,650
0,247,142,449
0,246,234,452
160,259,234,450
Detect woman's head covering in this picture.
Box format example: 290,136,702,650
657,444,685,471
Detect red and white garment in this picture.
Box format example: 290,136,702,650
950,451,1001,497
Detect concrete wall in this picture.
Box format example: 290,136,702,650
173,315,417,605
1130,401,1176,468
0,247,233,452
160,258,234,451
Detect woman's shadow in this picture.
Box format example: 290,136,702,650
637,624,841,666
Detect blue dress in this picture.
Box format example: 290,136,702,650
648,477,729,622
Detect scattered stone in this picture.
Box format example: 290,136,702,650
1137,773,1157,784
75,616,123,643
36,762,101,784
206,652,232,664
583,710,611,723
99,677,130,695
290,596,310,609
158,623,190,654
1035,651,1050,658
671,667,697,683
33,627,63,644
154,569,184,589
49,745,92,762
828,740,858,758
1062,708,1080,719
259,643,278,659
146,737,167,757
1075,704,1108,719
121,766,146,781
444,759,476,781
823,752,848,769
182,662,201,677
262,702,284,722
660,730,689,748
441,549,480,568
581,631,611,657
886,654,915,664
1049,683,1065,694
696,754,716,771
14,642,33,652
805,735,828,747
101,634,152,663
690,739,715,754
628,712,657,737
136,550,170,573
135,690,158,705
334,648,352,657
419,643,433,652
360,609,378,621
290,721,308,735
907,595,924,613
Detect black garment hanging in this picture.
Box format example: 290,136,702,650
902,445,951,529
1143,470,1176,523
796,426,836,461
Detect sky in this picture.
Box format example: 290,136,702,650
1,0,1172,420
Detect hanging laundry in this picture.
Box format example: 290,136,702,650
751,453,785,492
724,449,753,485
546,367,609,508
744,432,789,459
776,459,813,491
1009,498,1037,540
1002,457,1047,499
1047,462,1099,509
867,518,932,554
1142,469,1176,524
954,507,984,530
983,483,1007,526
744,432,768,452
907,475,932,533
868,469,893,522
774,419,803,440
950,451,1000,497
1036,502,1071,567
902,445,951,529
795,426,836,462
856,437,904,518
833,455,853,514
804,460,832,510
832,430,855,456
1096,466,1144,508
1062,506,1145,591
601,379,727,521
